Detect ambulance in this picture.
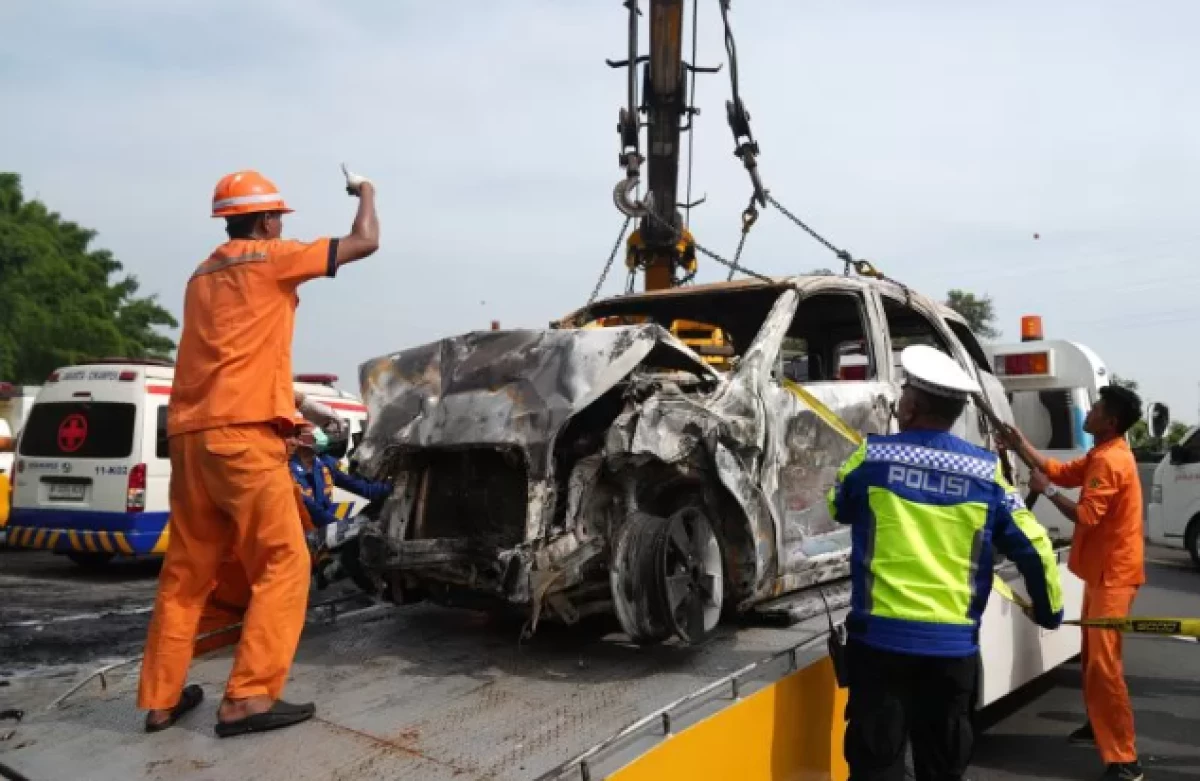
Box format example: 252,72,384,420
5,359,368,567
983,316,1117,540
1146,423,1200,567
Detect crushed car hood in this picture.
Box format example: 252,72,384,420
353,325,718,479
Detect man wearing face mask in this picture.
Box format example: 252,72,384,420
828,345,1064,781
288,419,391,531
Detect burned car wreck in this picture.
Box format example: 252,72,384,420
352,276,1017,644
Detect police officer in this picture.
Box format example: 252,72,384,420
828,345,1066,781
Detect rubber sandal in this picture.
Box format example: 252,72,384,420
214,700,315,739
144,684,204,733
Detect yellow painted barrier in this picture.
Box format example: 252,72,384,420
610,655,848,781
0,472,10,528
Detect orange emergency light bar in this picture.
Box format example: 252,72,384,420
995,351,1051,377
1020,315,1044,342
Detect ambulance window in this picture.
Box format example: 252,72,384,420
19,402,137,459
945,320,994,375
156,406,169,459
1006,390,1074,450
783,293,876,382
1174,429,1200,464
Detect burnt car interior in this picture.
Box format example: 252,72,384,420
780,292,876,383
576,284,881,386
578,283,789,361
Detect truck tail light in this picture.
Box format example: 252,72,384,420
1151,484,1163,504
995,352,1050,377
126,463,146,513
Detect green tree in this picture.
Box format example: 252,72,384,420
944,289,1001,340
0,174,177,384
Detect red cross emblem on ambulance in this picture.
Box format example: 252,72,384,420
57,414,88,453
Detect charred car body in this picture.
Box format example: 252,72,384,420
352,275,1018,644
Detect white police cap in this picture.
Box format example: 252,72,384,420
899,345,981,400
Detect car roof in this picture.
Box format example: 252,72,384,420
558,273,934,327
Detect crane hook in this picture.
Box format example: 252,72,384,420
613,169,653,219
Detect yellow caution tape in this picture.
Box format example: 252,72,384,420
989,577,1030,610
781,379,866,448
991,573,1199,638
1065,617,1200,638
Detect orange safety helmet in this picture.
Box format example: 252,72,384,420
211,170,294,218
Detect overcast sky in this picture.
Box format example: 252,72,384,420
4,1,1198,423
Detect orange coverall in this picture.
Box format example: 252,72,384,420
138,237,338,709
195,481,314,655
1044,436,1144,765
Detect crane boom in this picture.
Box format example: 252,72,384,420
610,0,761,293
642,0,684,253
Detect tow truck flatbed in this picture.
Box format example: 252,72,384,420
0,596,846,781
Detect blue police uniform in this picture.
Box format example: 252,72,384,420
826,345,1065,781
829,431,1065,656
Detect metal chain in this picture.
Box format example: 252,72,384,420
644,210,773,283
725,228,752,281
726,198,760,281
763,192,911,301
588,216,632,305
764,192,850,264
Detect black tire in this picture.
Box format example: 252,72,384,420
609,507,725,645
66,552,115,570
1185,515,1200,569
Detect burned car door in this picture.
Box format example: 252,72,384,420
757,284,894,591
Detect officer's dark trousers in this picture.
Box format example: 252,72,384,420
844,640,979,781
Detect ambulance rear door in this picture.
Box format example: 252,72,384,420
12,366,148,528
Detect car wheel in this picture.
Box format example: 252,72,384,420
1186,515,1200,569
610,506,725,645
66,552,115,570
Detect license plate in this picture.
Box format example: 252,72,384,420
48,483,87,502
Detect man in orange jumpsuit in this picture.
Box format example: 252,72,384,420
193,417,323,658
138,166,380,737
1002,384,1145,781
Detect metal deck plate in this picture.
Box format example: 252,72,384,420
1,603,832,780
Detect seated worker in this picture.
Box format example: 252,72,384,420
289,419,391,531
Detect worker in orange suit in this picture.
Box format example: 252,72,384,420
193,418,331,656
1001,384,1145,781
138,166,380,738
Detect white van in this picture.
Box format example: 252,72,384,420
6,360,367,567
1147,425,1200,567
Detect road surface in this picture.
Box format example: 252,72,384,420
0,548,1196,779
